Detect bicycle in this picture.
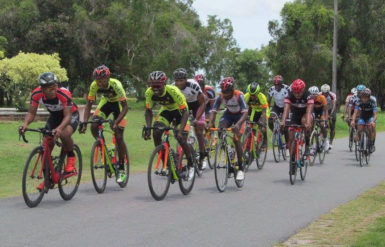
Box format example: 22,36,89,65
357,124,372,167
143,126,196,201
347,118,357,152
270,112,287,163
83,119,129,193
288,125,309,185
211,127,244,192
20,128,82,208
309,119,327,166
242,121,267,171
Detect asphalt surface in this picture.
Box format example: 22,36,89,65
1,133,385,247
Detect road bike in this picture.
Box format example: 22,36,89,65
20,128,82,207
357,124,372,167
84,119,129,193
211,127,244,192
309,119,327,166
242,121,267,171
270,112,287,163
143,126,196,201
288,125,310,185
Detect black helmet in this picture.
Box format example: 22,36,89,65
38,72,58,87
173,68,187,80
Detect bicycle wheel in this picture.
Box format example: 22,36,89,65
193,143,203,177
359,132,366,167
289,140,298,185
280,134,287,160
117,146,130,188
272,131,281,163
256,133,267,169
309,130,317,166
348,127,354,152
178,144,196,195
208,133,217,169
355,139,359,161
90,140,107,193
58,144,83,201
214,143,229,192
148,144,171,201
299,144,308,181
22,147,45,208
243,132,254,172
318,135,326,164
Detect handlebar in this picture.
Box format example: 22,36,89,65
81,119,113,125
19,128,55,143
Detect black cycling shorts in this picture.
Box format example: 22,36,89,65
45,111,79,132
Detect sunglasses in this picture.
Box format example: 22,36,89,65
42,85,57,92
151,84,163,89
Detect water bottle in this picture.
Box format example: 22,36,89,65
111,134,117,165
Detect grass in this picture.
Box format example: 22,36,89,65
351,217,385,247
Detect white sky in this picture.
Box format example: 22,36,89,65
192,0,293,50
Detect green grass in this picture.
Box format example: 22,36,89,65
352,217,385,247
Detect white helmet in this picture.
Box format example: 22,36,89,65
351,87,357,94
321,84,330,93
308,86,319,95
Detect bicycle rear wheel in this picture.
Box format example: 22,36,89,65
214,143,229,192
178,144,196,195
148,145,171,201
90,140,107,193
289,140,298,185
256,133,267,169
272,131,281,163
117,146,130,188
318,135,326,164
22,147,45,208
58,144,83,201
309,130,317,166
243,132,254,172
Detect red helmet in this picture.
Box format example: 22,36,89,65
93,65,110,80
194,74,205,83
221,77,234,91
291,79,306,94
274,75,283,85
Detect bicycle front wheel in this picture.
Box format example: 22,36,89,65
348,127,354,152
256,133,267,169
90,140,107,193
214,143,229,192
299,145,308,181
289,140,298,185
318,136,326,164
117,146,130,188
272,131,281,163
22,146,45,208
178,144,195,195
309,130,317,166
148,145,171,201
58,144,83,201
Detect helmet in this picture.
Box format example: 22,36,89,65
351,87,357,94
221,77,235,91
273,75,283,85
321,84,330,93
291,79,306,94
194,74,205,83
148,71,167,83
93,65,110,80
356,84,366,92
173,68,187,80
247,82,261,95
361,88,371,97
38,72,58,87
308,86,319,95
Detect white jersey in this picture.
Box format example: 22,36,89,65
174,79,202,103
268,84,290,108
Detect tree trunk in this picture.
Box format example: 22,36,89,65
0,88,4,106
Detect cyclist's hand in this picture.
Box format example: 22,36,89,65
53,128,62,139
191,119,197,127
18,125,27,135
79,122,87,134
279,122,285,131
350,121,355,128
177,129,185,141
112,121,118,131
143,128,151,140
370,121,376,128
232,124,240,133
304,121,311,130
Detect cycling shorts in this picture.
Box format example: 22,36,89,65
93,98,127,128
188,101,205,123
155,108,189,131
219,111,245,133
45,111,79,132
357,117,375,125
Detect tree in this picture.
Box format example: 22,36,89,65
0,52,67,111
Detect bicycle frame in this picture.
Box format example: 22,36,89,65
243,122,262,159
289,126,305,167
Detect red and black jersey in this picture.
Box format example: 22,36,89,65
30,87,78,114
284,91,314,115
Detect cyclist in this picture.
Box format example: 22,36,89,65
79,65,128,183
195,74,216,116
351,88,377,153
308,86,329,151
19,72,79,190
208,77,248,181
342,87,357,126
280,79,314,174
143,71,195,179
173,68,207,170
320,84,337,150
244,82,269,148
267,75,290,156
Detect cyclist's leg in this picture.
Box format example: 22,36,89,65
91,98,109,139
60,112,79,172
191,104,206,156
356,118,365,142
301,112,313,154
112,102,128,165
229,113,245,168
329,110,336,146
268,105,277,131
152,108,172,147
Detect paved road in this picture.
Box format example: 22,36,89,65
1,133,385,247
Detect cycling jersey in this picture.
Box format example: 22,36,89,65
202,85,216,114
87,78,126,102
174,79,202,103
211,90,248,114
145,85,187,111
355,96,377,120
268,84,290,108
285,91,314,124
349,94,359,108
30,87,78,114
313,94,327,117
321,92,336,111
244,92,269,112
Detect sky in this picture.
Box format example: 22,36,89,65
192,0,293,50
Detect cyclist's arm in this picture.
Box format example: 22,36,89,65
282,97,291,124
83,100,93,122
322,101,328,119
56,107,72,131
306,103,314,124
209,96,221,127
236,111,248,128
179,109,189,131
373,110,377,123
331,94,337,114
352,107,359,123
236,94,248,127
114,100,128,126
145,109,153,128
195,93,205,121
22,105,38,130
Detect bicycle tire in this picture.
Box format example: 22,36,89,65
117,146,130,188
22,146,45,208
348,127,354,152
309,130,317,166
289,140,298,185
359,131,366,167
243,131,254,172
193,142,203,177
256,133,267,169
58,144,83,201
90,140,107,193
178,144,196,195
280,134,287,160
208,134,217,169
214,143,228,192
272,131,280,163
355,139,359,161
318,135,326,164
299,144,308,181
147,144,171,201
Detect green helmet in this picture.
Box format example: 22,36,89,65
247,82,260,95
